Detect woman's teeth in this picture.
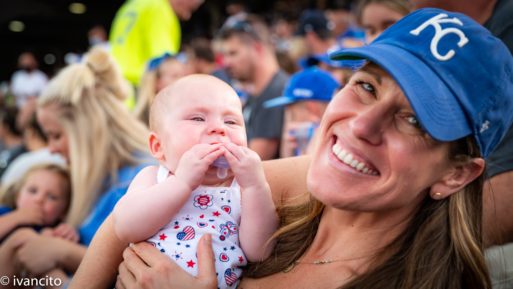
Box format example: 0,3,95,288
332,143,378,175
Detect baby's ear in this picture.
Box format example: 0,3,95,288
149,132,165,162
429,158,485,200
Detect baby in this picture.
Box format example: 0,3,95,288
113,74,278,288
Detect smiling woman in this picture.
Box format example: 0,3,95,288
70,8,513,289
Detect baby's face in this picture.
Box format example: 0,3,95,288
16,169,69,225
155,77,247,172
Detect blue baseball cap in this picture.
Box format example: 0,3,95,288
330,8,513,158
264,68,340,108
298,53,357,69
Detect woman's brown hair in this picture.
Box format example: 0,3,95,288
246,136,491,289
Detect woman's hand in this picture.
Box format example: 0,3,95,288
16,234,68,276
116,234,217,289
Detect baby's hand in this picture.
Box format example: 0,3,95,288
12,207,44,226
223,143,267,191
174,143,224,190
50,223,80,242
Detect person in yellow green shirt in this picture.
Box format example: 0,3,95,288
110,0,204,86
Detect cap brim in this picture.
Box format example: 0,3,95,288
264,96,295,108
330,44,472,142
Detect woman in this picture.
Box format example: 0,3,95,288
355,0,411,43
3,47,151,285
71,9,513,289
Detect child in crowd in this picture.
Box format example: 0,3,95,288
113,74,278,289
0,163,74,242
264,67,340,157
0,163,74,286
133,52,189,126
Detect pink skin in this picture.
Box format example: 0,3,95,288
307,64,454,213
221,36,257,82
361,3,407,43
169,0,204,20
37,105,70,163
150,76,247,187
16,169,69,226
156,59,188,93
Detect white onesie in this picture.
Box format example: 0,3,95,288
146,166,246,288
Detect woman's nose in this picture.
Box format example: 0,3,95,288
349,107,387,146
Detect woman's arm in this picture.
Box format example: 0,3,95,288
69,215,128,289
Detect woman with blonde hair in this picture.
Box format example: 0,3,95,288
5,47,152,284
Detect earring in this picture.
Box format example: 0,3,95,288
433,192,442,199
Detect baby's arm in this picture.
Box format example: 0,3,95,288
224,143,278,262
0,208,43,240
112,166,193,243
113,143,224,243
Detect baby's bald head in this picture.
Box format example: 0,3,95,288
149,74,242,132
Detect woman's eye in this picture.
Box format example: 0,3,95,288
406,115,421,128
360,82,375,94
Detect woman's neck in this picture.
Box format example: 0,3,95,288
303,206,414,263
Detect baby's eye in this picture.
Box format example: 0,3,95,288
225,120,237,125
190,116,205,122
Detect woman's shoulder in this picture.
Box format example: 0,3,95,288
263,156,311,206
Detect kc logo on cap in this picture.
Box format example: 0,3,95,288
330,8,513,158
410,13,469,61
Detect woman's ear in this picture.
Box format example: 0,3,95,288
149,132,165,162
430,158,485,200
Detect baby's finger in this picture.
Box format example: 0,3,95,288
223,142,245,161
203,146,226,164
190,143,223,159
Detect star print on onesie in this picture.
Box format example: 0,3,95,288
146,166,247,289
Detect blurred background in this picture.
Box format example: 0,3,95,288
0,0,347,83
